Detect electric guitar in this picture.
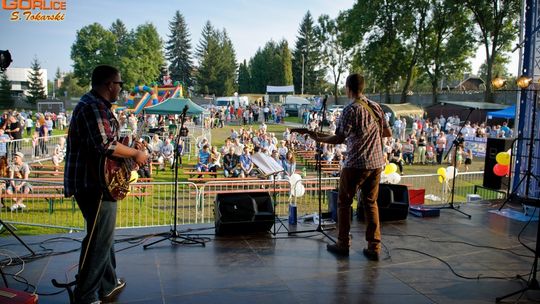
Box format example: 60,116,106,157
104,118,146,201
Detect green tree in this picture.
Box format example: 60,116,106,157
315,14,351,103
279,40,293,87
0,71,14,108
195,21,221,95
110,19,130,52
249,40,292,93
238,59,251,94
120,23,165,90
71,23,117,87
465,0,520,102
27,57,46,104
195,22,237,96
292,11,324,95
343,0,412,102
57,72,87,99
166,11,194,87
419,0,475,104
478,54,510,81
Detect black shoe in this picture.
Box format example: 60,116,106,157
326,243,349,256
363,248,380,261
100,278,126,302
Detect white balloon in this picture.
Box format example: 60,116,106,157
291,183,305,197
388,172,401,184
446,166,458,180
380,172,389,183
289,173,302,187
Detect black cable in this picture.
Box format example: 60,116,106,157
517,207,536,254
393,247,531,281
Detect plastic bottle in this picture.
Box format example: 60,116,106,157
302,167,307,178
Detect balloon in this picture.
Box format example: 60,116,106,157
388,172,401,184
496,152,511,166
384,163,398,175
291,183,305,197
289,173,302,187
380,172,389,183
438,175,445,184
446,166,458,179
437,167,446,178
129,171,139,183
493,164,509,177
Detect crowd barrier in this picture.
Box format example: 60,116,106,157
0,171,503,233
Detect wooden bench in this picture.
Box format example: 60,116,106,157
32,170,64,177
30,164,64,171
187,176,258,183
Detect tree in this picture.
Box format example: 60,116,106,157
238,59,251,93
343,0,413,102
478,54,510,81
279,40,293,87
120,23,165,90
315,14,352,103
292,11,324,95
249,40,293,93
166,11,194,87
0,71,14,108
71,23,117,87
27,56,46,104
465,0,520,102
419,0,476,104
57,72,87,99
195,22,237,96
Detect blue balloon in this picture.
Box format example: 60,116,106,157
152,99,158,105
143,86,150,91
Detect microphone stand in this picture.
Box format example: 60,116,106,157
144,105,205,249
437,108,474,219
289,95,335,242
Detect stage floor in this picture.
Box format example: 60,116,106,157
2,200,540,304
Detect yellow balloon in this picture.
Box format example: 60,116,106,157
438,175,445,183
496,152,511,166
130,171,139,183
384,163,398,175
437,167,447,177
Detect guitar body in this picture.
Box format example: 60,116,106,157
104,137,133,201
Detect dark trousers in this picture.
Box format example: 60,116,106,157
74,192,118,304
337,167,382,252
436,148,444,164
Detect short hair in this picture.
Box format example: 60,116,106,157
345,74,365,95
91,65,120,88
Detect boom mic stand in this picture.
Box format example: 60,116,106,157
144,105,205,249
437,108,473,219
289,95,335,242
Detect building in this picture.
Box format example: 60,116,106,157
4,67,48,98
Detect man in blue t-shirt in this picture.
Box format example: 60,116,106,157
196,144,210,173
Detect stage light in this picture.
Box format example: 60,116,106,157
491,76,506,90
517,75,533,89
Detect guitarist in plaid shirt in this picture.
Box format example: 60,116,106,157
64,65,148,304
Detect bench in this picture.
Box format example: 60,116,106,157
30,164,63,171
187,176,258,183
32,170,64,177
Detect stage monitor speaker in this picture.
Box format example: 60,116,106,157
357,184,409,221
483,138,513,190
214,192,274,235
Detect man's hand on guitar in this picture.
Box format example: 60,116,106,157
134,150,149,167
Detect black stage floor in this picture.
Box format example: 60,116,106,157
2,200,540,304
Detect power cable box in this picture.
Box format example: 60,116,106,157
0,288,38,304
409,206,440,217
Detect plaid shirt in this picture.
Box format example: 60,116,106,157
335,96,387,169
64,91,119,198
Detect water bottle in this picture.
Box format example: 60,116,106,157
288,204,297,225
302,167,307,178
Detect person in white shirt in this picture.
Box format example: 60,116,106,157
158,138,174,170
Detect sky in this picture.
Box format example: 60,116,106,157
0,0,520,81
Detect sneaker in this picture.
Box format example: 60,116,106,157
362,248,380,261
100,278,126,302
326,243,349,256
10,204,20,212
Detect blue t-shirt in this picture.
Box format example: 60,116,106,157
199,150,210,165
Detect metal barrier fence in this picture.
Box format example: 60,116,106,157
0,179,200,232
5,135,67,164
0,171,503,232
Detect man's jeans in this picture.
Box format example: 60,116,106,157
337,167,382,252
74,192,118,304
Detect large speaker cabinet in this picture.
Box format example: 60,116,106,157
214,192,274,235
483,138,513,190
357,184,409,221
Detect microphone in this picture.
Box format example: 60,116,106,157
322,95,328,110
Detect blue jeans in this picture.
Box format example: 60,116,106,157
74,192,118,304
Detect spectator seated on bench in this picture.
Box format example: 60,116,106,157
6,152,31,211
223,147,241,178
158,138,174,170
239,146,257,178
195,144,211,176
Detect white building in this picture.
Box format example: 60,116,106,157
4,67,48,98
